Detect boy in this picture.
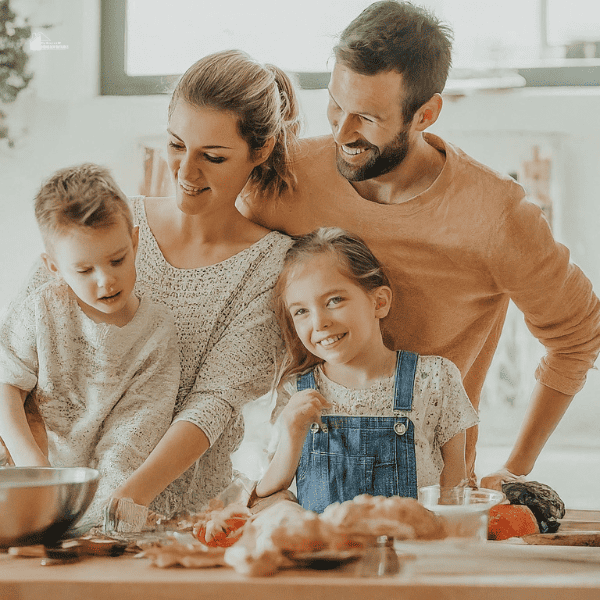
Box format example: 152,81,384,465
0,163,180,528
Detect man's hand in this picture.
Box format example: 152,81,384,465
480,467,527,491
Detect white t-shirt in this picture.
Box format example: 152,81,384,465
0,279,180,525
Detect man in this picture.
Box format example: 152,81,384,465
238,0,600,488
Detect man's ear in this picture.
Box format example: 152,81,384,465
373,285,393,319
412,93,443,132
41,253,61,279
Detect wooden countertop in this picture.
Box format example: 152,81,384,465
2,510,600,600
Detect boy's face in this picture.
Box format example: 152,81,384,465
42,217,139,326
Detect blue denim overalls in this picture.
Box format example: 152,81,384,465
295,350,419,513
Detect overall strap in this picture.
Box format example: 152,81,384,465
297,369,318,392
393,351,419,411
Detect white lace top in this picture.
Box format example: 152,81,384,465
0,279,181,526
281,354,479,488
131,197,292,516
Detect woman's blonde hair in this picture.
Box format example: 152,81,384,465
273,227,391,389
168,49,301,197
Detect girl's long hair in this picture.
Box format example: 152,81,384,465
273,227,390,390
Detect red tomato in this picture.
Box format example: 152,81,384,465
196,517,247,548
488,504,539,540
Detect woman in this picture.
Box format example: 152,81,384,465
27,50,301,519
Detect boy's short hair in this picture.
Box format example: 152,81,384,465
34,163,133,243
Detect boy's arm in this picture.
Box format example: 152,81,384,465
439,431,467,488
0,383,49,466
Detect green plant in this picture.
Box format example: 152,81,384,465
0,0,33,147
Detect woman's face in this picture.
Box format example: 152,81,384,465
167,100,265,215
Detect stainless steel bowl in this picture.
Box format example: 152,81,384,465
0,467,99,548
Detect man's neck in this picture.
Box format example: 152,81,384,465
350,134,445,205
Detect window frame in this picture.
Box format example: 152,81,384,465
100,0,600,96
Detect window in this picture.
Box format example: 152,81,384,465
101,0,600,95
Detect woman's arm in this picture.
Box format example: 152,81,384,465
256,389,331,497
111,421,210,506
113,281,287,507
439,431,467,488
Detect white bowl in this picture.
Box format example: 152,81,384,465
418,485,505,541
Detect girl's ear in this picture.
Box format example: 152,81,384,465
41,253,61,279
373,286,393,318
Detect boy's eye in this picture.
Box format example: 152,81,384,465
205,154,225,164
111,256,125,266
77,268,92,274
327,296,343,306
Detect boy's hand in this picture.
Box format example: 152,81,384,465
280,389,331,437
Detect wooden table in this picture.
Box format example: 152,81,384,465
2,510,599,600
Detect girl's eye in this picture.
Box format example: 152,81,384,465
168,140,185,151
77,268,92,275
327,296,343,307
111,256,125,266
292,308,307,317
205,154,225,164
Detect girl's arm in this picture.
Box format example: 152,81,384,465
256,389,331,498
0,383,49,467
439,430,467,488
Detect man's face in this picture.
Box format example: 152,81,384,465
327,64,412,182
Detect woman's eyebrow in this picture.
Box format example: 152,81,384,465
167,129,232,150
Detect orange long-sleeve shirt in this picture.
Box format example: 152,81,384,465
239,133,600,420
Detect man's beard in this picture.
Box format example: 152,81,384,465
335,126,410,182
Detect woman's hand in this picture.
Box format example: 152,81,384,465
279,389,331,438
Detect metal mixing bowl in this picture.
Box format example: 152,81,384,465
0,467,99,548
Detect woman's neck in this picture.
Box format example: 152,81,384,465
322,343,397,389
146,197,269,269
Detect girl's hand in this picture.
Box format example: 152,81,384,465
279,389,331,437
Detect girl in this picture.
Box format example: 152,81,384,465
256,227,479,513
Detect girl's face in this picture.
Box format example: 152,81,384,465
42,217,139,326
167,100,268,215
284,253,391,368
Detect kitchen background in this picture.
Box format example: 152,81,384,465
1,0,599,508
